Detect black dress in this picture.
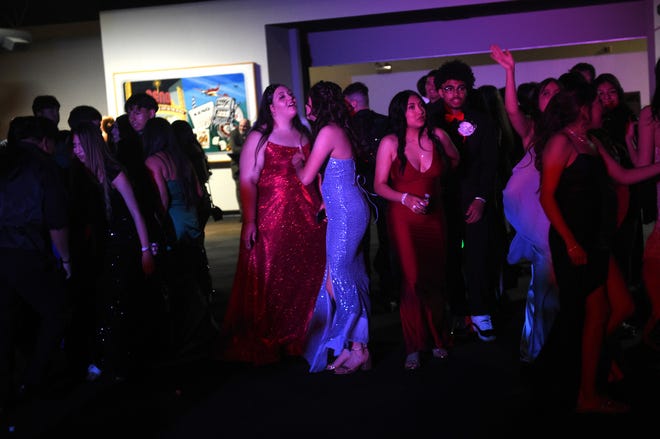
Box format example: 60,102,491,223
92,163,169,378
539,151,617,411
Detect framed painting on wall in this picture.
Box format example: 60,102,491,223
113,62,257,162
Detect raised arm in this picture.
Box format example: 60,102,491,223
490,44,534,145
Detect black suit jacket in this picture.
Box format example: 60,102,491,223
437,106,498,211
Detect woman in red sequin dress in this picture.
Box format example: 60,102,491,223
220,84,326,365
374,90,459,370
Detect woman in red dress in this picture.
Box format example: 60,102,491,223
220,84,326,365
374,90,459,370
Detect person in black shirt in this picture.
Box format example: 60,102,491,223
0,116,71,412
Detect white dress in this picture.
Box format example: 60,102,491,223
502,148,559,363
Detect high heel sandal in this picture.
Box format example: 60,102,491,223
404,352,420,370
326,349,350,371
432,347,449,360
334,344,370,374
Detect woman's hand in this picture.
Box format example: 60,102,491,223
141,251,156,276
242,221,257,250
567,243,587,266
61,260,72,280
489,44,515,71
316,202,327,223
292,150,305,169
402,193,429,215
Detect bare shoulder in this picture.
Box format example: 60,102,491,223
544,131,575,161
379,133,397,150
315,124,350,157
244,130,263,148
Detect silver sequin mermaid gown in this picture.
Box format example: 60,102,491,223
303,157,371,372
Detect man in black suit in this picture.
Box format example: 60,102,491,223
432,61,499,342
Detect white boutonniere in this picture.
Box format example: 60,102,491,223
458,121,476,137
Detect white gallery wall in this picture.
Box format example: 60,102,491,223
0,0,656,212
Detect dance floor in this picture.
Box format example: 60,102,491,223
2,215,659,438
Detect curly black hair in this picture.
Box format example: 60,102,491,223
433,60,475,91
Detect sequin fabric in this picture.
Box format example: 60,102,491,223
303,158,371,372
93,165,144,376
221,142,326,365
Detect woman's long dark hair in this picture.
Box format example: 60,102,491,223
307,80,358,153
387,90,450,174
531,77,562,121
533,82,597,171
252,83,311,163
71,121,121,220
172,119,210,185
142,117,198,209
593,73,634,165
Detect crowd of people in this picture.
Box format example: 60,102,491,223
2,49,660,418
0,92,219,414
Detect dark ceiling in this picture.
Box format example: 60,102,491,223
0,1,208,28
1,0,638,29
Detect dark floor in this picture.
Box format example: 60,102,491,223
2,215,659,438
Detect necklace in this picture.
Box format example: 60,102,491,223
565,127,593,147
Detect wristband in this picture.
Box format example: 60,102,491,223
401,192,409,206
141,246,150,252
474,197,486,203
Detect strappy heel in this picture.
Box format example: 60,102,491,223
326,349,350,371
334,343,370,374
432,347,449,359
404,352,420,370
